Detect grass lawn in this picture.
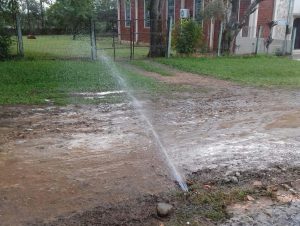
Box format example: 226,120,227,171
1,35,159,105
130,60,173,76
0,59,176,105
11,35,148,60
157,56,300,88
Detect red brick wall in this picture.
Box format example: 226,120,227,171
119,0,199,43
185,0,194,18
137,0,150,43
213,20,221,51
174,0,181,23
257,0,274,38
239,0,251,21
119,0,134,42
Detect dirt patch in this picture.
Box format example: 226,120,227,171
1,63,300,225
266,110,300,129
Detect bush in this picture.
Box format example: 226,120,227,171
0,27,12,60
172,20,203,54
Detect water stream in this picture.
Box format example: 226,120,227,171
99,53,188,192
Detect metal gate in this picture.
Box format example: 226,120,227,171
94,18,168,61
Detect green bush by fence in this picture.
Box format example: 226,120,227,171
172,20,204,55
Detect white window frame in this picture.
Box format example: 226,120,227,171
194,0,202,21
144,0,150,28
124,0,131,28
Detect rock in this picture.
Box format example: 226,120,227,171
224,177,231,183
157,202,173,217
235,172,241,177
230,176,239,184
246,195,255,201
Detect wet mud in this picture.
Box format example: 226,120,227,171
0,68,300,225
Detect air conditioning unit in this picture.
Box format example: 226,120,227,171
180,9,190,19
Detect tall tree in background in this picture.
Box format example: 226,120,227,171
94,0,117,32
202,0,264,54
47,0,94,39
148,0,166,57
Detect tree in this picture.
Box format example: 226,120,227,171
202,0,264,54
47,0,94,39
94,0,117,32
148,0,166,57
0,0,23,58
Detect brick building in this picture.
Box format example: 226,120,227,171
117,0,300,55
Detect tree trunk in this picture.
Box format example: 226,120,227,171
40,0,45,30
16,13,24,57
221,0,264,54
149,0,165,57
25,0,31,33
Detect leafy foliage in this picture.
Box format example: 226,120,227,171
0,1,13,60
47,0,94,38
0,32,12,60
172,20,203,54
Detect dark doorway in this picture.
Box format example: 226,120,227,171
293,18,300,49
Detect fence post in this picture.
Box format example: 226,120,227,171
113,28,116,61
132,19,135,60
129,20,133,60
291,27,297,54
255,26,263,55
16,14,24,57
166,16,173,58
217,22,223,57
90,19,97,60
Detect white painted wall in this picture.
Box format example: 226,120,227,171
293,0,300,15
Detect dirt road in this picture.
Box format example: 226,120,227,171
0,66,299,225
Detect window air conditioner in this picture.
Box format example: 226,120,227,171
180,9,190,19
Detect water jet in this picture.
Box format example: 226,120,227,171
99,53,188,192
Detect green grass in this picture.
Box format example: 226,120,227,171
0,58,179,105
11,35,148,60
130,60,173,76
0,60,118,105
157,55,300,87
11,35,91,59
1,35,162,105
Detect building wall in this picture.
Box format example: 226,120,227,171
273,0,291,40
185,0,194,18
136,0,150,43
257,0,275,38
119,0,194,43
119,0,134,42
293,0,300,15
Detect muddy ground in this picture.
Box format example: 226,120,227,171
0,65,299,225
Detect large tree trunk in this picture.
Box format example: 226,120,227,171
223,0,263,54
148,0,165,57
40,0,45,30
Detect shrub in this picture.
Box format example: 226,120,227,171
172,20,203,54
0,25,12,60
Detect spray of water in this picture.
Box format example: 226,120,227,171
99,53,188,192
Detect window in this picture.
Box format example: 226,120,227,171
195,0,202,22
168,0,175,21
144,0,150,28
124,0,131,27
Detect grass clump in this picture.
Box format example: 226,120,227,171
130,60,173,76
157,55,300,88
168,185,254,225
